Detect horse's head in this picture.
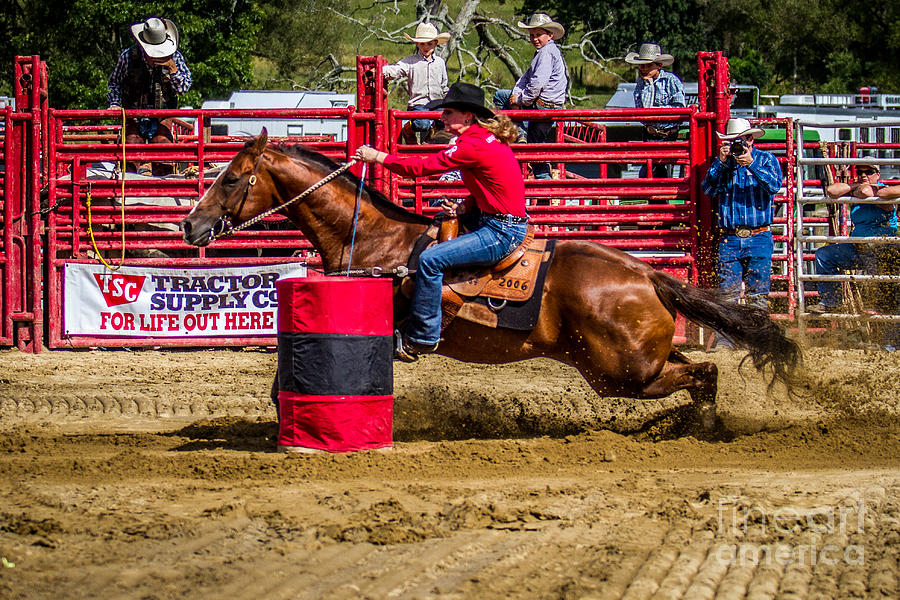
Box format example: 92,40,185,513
181,129,273,246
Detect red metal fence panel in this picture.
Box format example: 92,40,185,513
1,56,47,352
0,52,755,351
0,105,14,348
43,106,360,348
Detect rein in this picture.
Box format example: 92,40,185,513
346,161,367,275
208,157,360,242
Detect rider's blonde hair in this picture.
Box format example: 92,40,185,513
476,113,519,145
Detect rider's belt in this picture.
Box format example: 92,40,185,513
534,98,562,109
489,213,529,225
725,225,770,238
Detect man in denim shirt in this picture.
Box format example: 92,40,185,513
626,42,685,179
702,118,783,309
810,164,900,313
493,13,568,180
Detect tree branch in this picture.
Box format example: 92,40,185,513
474,21,521,81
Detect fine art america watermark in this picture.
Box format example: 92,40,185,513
714,496,867,567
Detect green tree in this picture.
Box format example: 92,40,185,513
528,0,900,93
0,0,262,108
701,0,900,93
520,0,713,81
252,0,351,90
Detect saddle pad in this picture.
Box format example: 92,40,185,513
445,238,549,303
454,240,557,331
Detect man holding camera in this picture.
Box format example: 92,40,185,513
702,118,783,309
107,17,192,176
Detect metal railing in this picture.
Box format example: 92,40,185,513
793,119,900,330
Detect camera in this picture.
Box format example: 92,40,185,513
729,139,746,158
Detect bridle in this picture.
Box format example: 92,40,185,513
208,151,264,242
207,149,359,243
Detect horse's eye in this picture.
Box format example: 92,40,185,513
222,175,240,187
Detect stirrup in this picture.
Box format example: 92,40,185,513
394,333,419,363
393,330,438,363
394,335,419,362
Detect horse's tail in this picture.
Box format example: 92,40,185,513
649,270,803,394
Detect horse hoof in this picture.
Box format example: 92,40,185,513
693,401,717,432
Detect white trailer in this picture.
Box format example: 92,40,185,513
198,90,355,141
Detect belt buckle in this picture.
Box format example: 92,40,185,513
735,227,752,239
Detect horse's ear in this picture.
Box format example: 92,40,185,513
245,128,268,156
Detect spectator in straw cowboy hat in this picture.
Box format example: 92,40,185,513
625,42,685,179
626,42,685,140
493,12,568,180
107,17,192,176
702,118,783,311
382,22,450,144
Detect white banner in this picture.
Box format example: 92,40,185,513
63,263,307,337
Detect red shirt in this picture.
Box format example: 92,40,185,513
382,124,527,217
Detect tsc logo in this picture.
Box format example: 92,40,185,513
92,273,146,307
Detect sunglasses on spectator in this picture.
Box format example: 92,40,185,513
857,169,878,176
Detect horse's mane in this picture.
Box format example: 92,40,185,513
271,144,431,225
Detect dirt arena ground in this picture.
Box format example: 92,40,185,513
0,345,898,599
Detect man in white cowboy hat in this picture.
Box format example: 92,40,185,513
493,12,568,180
382,22,450,144
625,42,685,179
702,118,783,313
107,17,192,175
625,42,685,131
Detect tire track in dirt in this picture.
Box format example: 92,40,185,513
2,348,900,598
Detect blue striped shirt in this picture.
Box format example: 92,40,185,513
702,148,784,229
633,69,685,130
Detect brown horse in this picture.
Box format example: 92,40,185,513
182,131,801,434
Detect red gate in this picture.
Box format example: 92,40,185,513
1,56,46,352
43,105,361,348
2,52,746,351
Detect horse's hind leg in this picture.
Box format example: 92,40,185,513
636,352,719,432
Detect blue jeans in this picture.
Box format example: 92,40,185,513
814,242,878,307
493,89,560,179
407,215,528,344
717,231,774,307
409,104,433,132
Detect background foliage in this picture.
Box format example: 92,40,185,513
1,0,897,109
0,0,262,108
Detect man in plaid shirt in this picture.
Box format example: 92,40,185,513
107,17,192,175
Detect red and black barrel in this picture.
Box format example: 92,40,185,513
275,277,393,452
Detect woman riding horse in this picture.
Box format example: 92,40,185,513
181,103,803,436
355,82,528,361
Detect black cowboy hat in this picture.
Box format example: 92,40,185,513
426,82,495,120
